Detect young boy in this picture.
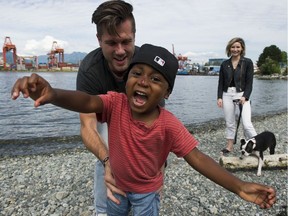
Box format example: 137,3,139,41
11,44,276,215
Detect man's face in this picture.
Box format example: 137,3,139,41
97,19,135,77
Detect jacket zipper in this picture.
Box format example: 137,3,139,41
239,59,243,91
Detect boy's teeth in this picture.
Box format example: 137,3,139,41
136,91,145,96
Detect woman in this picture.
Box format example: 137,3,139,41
217,37,257,154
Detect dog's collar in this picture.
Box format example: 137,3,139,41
248,138,256,144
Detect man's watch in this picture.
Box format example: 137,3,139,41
102,156,109,167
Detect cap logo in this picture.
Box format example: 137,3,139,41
154,56,165,66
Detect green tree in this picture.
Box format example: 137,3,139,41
257,45,282,68
260,57,281,75
280,51,287,64
283,67,287,76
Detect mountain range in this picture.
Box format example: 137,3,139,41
1,52,88,64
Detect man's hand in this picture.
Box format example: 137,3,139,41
104,162,126,205
104,162,165,204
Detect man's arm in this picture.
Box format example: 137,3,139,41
79,112,126,203
79,112,108,160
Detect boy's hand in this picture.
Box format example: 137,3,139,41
239,183,276,209
11,73,55,107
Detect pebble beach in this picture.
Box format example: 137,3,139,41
0,112,287,216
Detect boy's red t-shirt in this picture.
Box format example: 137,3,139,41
97,91,198,193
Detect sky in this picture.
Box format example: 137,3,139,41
0,0,287,64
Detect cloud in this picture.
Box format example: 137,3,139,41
0,0,286,64
22,36,68,56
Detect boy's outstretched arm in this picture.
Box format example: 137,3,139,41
11,73,103,113
184,148,276,209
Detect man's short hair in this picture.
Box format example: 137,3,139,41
92,0,136,37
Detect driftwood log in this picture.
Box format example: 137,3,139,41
219,154,288,170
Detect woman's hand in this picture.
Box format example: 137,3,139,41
217,98,223,108
240,96,246,105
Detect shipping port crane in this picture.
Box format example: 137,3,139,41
2,36,17,70
17,55,38,70
47,41,64,68
172,44,188,69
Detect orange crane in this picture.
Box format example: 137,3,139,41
2,36,17,70
47,41,64,68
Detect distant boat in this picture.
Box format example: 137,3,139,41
172,44,192,75
176,54,192,75
207,65,220,75
177,68,190,75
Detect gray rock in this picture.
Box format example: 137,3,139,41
0,113,286,215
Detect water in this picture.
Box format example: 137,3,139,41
167,75,288,124
0,71,287,155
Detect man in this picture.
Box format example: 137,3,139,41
76,1,137,215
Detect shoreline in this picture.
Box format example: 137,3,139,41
0,109,286,158
0,112,287,215
186,109,287,134
1,70,287,79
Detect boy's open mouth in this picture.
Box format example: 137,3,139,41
133,91,148,106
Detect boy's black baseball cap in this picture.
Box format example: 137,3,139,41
128,44,178,92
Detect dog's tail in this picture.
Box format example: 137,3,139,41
270,146,276,155
269,133,276,155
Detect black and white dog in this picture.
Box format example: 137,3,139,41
240,131,276,176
